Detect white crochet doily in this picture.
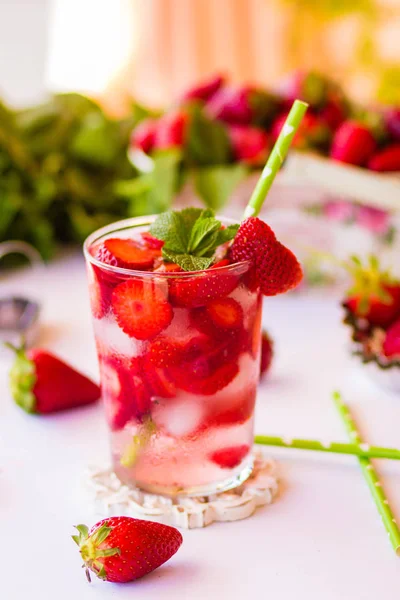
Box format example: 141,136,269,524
86,452,278,529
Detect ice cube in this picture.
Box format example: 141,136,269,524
152,394,207,438
93,316,142,358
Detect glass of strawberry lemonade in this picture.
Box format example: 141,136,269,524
84,210,265,496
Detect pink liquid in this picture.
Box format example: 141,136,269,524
86,224,261,496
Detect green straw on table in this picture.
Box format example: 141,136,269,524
332,391,400,555
243,99,308,219
254,434,400,461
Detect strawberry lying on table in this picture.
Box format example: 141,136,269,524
73,516,182,583
6,344,100,414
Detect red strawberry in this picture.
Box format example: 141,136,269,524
206,87,253,124
330,120,377,166
382,318,400,358
140,231,164,250
154,111,188,149
231,217,303,296
172,360,238,396
260,330,274,378
180,73,225,103
228,125,269,165
93,242,119,267
112,279,173,340
206,297,243,329
256,241,303,296
99,358,133,430
147,337,185,367
88,265,112,319
208,387,256,428
207,86,278,125
103,238,160,269
130,118,157,154
7,345,100,414
367,144,400,172
211,258,231,268
209,444,250,469
168,269,238,308
154,262,183,273
73,517,182,583
144,361,177,399
100,356,151,429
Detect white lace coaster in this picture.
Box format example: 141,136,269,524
86,452,278,529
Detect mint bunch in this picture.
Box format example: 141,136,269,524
150,208,239,271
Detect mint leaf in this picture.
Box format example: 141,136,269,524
150,210,188,253
193,164,248,211
151,206,239,271
185,107,231,165
162,249,214,271
215,224,239,246
188,217,221,254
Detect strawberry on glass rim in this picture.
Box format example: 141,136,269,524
84,100,307,496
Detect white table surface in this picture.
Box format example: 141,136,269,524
2,252,400,600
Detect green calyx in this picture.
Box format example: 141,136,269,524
72,522,120,582
345,255,397,314
5,342,37,413
150,207,239,271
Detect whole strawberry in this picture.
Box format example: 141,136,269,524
230,217,303,296
330,120,376,166
73,517,182,583
7,344,100,414
228,125,269,165
367,143,400,172
260,330,274,378
343,256,400,329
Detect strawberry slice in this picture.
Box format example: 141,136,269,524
209,444,250,469
145,363,177,399
112,279,173,340
140,232,165,250
154,262,183,273
168,269,239,308
100,356,151,429
147,337,185,367
209,389,256,427
104,238,160,269
206,297,243,329
171,359,238,396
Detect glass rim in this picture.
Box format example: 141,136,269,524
83,214,250,278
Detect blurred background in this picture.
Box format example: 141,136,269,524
2,0,400,108
0,0,399,277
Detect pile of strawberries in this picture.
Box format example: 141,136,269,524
131,71,400,172
342,256,400,368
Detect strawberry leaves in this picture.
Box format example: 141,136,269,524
150,208,238,271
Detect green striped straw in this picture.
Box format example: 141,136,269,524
254,434,400,461
332,391,400,555
243,99,308,219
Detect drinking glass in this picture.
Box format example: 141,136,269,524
84,216,262,496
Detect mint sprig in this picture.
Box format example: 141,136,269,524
150,208,238,271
